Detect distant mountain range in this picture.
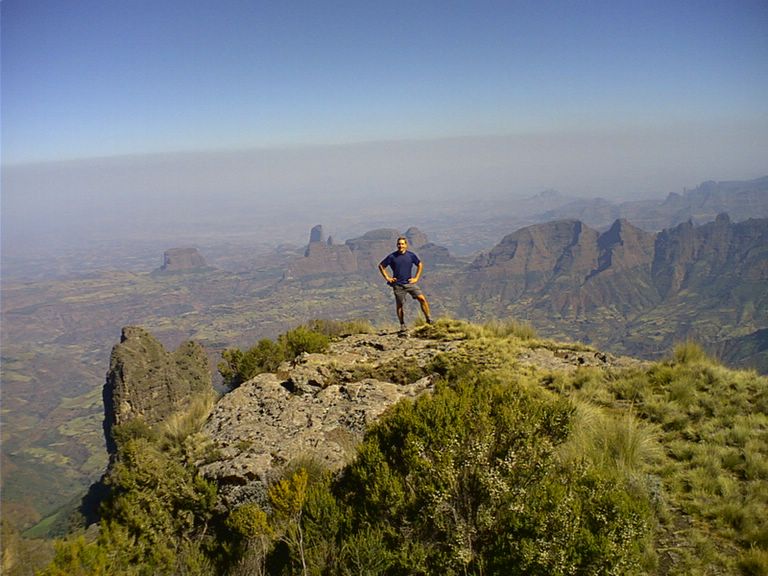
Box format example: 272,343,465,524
408,176,768,257
532,176,768,231
454,214,768,371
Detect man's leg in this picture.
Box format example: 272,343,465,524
394,286,406,331
416,294,432,323
416,294,432,324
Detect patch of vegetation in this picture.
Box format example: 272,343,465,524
38,402,219,576
303,318,374,338
220,369,653,575
218,322,335,389
218,319,379,390
327,356,432,387
331,372,652,575
550,344,768,574
277,325,330,359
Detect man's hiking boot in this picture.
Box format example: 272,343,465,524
426,317,433,325
398,324,408,337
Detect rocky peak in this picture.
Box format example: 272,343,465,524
103,326,211,454
404,226,428,248
287,226,446,281
471,219,600,286
595,218,655,273
309,224,325,244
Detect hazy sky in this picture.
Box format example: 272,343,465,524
2,1,768,251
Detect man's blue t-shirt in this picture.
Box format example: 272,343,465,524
380,250,421,285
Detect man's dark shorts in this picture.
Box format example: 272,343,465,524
392,283,423,306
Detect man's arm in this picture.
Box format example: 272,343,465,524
378,263,394,284
409,261,423,283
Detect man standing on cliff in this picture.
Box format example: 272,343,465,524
379,237,432,334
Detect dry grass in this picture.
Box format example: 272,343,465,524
560,399,663,475
161,391,217,446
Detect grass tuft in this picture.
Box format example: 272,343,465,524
561,400,663,475
161,391,216,446
672,340,711,365
304,318,374,338
738,546,768,576
480,318,538,340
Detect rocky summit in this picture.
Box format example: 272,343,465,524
197,326,639,509
199,331,444,507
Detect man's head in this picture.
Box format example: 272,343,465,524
396,237,408,254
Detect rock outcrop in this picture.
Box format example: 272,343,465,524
308,224,325,245
156,247,209,273
198,327,641,509
103,326,211,454
199,331,448,506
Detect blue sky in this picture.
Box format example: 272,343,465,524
2,1,768,254
3,0,767,164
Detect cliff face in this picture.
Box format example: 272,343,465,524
460,215,768,360
103,326,211,454
466,219,648,318
469,220,600,306
652,213,768,297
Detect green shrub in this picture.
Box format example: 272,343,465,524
110,418,158,449
337,526,392,575
42,433,218,576
219,325,333,389
38,536,111,576
218,338,285,388
332,373,651,574
278,325,330,358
